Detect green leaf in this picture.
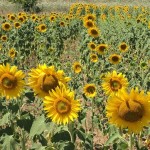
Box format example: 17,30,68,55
29,114,47,138
1,135,16,150
105,133,121,146
0,112,10,126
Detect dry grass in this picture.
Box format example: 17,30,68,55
0,0,150,14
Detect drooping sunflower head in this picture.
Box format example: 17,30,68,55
37,24,47,32
2,22,11,31
14,22,21,29
106,88,150,133
88,42,96,51
83,83,96,98
83,19,95,28
88,27,100,38
102,70,128,96
90,53,98,62
43,83,81,125
119,42,129,52
0,63,25,99
8,48,16,59
1,35,7,42
109,54,121,65
72,62,82,74
96,44,108,55
28,64,71,98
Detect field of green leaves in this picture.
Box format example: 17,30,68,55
0,3,150,150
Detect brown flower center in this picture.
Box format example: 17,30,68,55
86,86,95,94
41,25,46,30
118,100,144,122
0,73,17,89
55,99,71,114
110,79,122,91
99,46,106,52
112,56,119,62
120,44,127,50
5,24,10,29
90,43,96,49
38,74,59,93
86,21,94,27
91,29,98,35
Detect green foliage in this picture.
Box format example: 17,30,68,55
8,0,40,12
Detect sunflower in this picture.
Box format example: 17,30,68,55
18,16,25,23
28,64,70,98
83,19,95,28
88,27,100,38
37,24,47,32
59,21,65,27
31,14,37,21
83,14,96,21
90,53,98,62
72,62,82,74
83,83,96,98
1,35,7,42
96,44,108,55
2,22,11,31
14,22,21,29
88,42,96,51
9,48,16,59
49,15,56,22
102,70,128,96
8,14,16,21
109,54,121,65
119,42,129,52
43,83,81,125
106,88,150,133
0,63,25,99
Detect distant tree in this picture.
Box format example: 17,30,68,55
8,0,41,12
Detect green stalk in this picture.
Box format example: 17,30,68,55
129,133,133,150
91,98,94,149
17,99,26,150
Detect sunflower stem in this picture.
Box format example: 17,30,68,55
68,123,74,143
17,99,26,150
129,133,133,150
91,98,94,149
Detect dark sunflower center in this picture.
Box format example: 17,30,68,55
0,73,17,89
19,18,24,22
39,74,59,93
112,56,119,62
56,99,71,114
99,46,106,52
91,29,98,35
2,37,7,40
88,16,94,20
10,51,15,55
120,44,127,50
11,16,15,20
75,65,81,70
86,86,95,94
87,21,93,27
15,23,20,27
118,100,144,122
5,24,10,29
90,44,96,49
41,25,46,30
110,79,122,91
60,22,65,26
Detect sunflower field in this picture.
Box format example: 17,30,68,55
0,2,150,150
